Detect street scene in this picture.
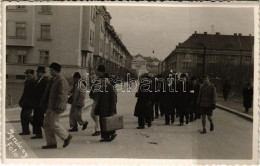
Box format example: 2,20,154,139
4,3,257,163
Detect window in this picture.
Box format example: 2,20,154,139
100,39,104,52
81,53,87,67
16,22,26,37
16,6,26,9
40,6,52,14
245,56,252,62
6,49,10,63
101,19,104,32
89,29,95,46
7,6,26,11
39,50,49,64
182,62,192,69
90,6,96,22
17,50,27,63
40,25,51,40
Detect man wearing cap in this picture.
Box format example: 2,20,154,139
31,66,49,139
42,62,72,149
197,75,216,134
18,69,35,135
68,72,88,132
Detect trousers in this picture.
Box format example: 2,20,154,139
43,109,69,145
33,107,45,135
69,106,85,128
20,108,33,133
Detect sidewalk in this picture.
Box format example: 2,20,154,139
5,97,93,123
216,96,253,122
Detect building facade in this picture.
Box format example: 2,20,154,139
6,5,133,81
161,31,254,77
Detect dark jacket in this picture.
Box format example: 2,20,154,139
197,83,216,108
243,86,253,108
176,80,190,114
134,78,154,118
190,83,200,105
32,76,49,108
94,79,117,117
19,78,36,109
159,83,177,115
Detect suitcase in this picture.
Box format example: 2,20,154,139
102,114,124,132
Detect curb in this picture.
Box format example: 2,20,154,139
216,104,253,122
6,102,93,123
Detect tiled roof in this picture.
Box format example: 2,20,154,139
178,32,254,51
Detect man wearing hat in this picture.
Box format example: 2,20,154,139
68,72,88,132
31,66,49,139
18,69,35,135
41,62,72,149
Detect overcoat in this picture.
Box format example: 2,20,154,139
243,87,253,109
159,83,177,115
134,78,154,118
32,76,49,108
94,79,117,117
19,78,36,109
176,80,191,114
71,83,86,108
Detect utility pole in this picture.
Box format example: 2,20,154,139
203,46,207,76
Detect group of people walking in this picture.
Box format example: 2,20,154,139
134,73,217,134
18,63,118,149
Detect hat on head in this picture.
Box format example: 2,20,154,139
97,65,105,72
24,69,34,75
73,72,81,78
49,62,61,72
37,66,46,73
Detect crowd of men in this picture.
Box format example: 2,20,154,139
18,63,117,149
134,73,217,134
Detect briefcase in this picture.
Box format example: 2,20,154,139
102,114,124,132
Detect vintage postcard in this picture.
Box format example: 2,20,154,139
1,1,259,165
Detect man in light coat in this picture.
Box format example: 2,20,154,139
42,62,72,149
197,75,216,134
68,72,88,132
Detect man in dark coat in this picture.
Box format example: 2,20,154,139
31,66,49,139
197,75,216,134
153,74,163,118
176,74,190,126
223,80,231,102
160,75,176,125
19,69,35,135
94,65,117,142
189,77,200,122
134,73,154,129
243,83,253,113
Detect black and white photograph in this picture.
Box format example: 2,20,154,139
2,1,259,165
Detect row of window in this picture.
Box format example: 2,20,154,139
7,50,49,65
7,21,51,40
7,6,52,14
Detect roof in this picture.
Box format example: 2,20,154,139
178,32,254,51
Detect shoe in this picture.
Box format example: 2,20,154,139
68,128,78,132
200,129,207,134
186,120,189,124
82,121,88,130
210,123,214,131
171,118,175,124
92,131,101,136
165,123,170,125
110,134,117,142
178,123,183,126
31,134,43,139
100,138,110,142
19,132,30,135
137,126,145,129
155,116,159,119
42,144,57,149
148,123,152,127
63,134,72,148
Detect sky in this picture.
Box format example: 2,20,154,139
106,6,254,60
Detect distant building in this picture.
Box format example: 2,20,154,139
161,31,254,77
133,54,160,77
6,5,134,81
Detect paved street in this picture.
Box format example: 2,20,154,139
5,91,253,159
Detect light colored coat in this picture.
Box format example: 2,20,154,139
197,83,216,108
71,83,86,107
47,74,69,113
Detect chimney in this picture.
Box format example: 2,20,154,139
204,32,207,35
249,34,251,36
238,33,242,36
234,33,237,36
194,31,197,34
216,32,220,35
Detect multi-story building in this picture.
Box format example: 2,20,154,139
6,5,133,81
161,31,254,76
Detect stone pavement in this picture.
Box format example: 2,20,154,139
5,92,253,160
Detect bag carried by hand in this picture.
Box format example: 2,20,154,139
102,114,124,132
